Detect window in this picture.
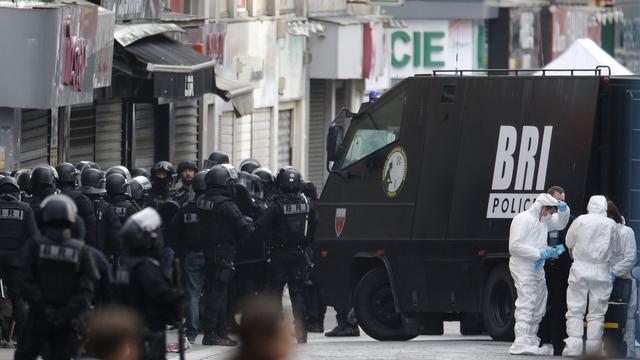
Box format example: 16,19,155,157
341,90,405,169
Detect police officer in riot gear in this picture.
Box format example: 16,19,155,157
75,161,101,173
238,158,261,175
253,167,277,201
175,161,198,205
97,173,137,270
130,175,152,210
13,169,32,200
258,167,316,343
118,208,185,360
169,170,208,343
25,165,58,233
79,167,106,218
105,165,131,180
148,161,174,208
0,176,38,345
16,194,97,360
203,151,230,169
198,164,254,346
56,163,98,247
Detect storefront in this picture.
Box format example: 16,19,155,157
0,2,111,170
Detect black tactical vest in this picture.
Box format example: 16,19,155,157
36,239,84,305
272,193,309,247
0,201,26,251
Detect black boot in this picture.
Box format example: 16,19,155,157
306,322,324,333
324,325,360,337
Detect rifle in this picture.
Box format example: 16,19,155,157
302,248,315,286
172,258,186,360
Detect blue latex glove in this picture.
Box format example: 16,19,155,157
552,244,565,258
534,258,544,270
557,201,568,212
611,272,616,283
534,247,554,270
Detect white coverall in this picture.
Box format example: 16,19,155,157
508,193,570,355
609,222,637,357
563,196,623,356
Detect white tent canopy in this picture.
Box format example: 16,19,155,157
537,38,633,76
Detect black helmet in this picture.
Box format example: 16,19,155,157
239,158,261,174
0,176,20,200
79,168,106,195
40,194,77,226
31,166,57,189
205,164,238,189
276,166,302,192
0,171,10,177
56,163,79,184
203,151,229,169
252,167,275,186
75,161,101,172
177,160,198,175
14,169,31,193
192,170,208,195
106,173,129,197
105,166,131,180
131,168,150,179
301,181,318,200
151,161,174,177
120,208,162,252
130,176,152,201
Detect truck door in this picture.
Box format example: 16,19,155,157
318,80,425,243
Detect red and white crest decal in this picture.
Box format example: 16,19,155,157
335,208,346,237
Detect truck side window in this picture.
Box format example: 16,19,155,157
341,91,405,169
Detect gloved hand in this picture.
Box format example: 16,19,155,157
557,201,568,212
551,244,565,258
611,272,617,283
539,246,555,261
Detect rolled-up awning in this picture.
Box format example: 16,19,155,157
114,30,215,98
214,75,254,116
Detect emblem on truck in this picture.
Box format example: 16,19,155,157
382,146,408,198
335,208,346,237
487,125,553,219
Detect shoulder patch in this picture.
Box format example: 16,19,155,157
0,208,24,220
184,213,199,223
39,244,79,263
283,203,309,215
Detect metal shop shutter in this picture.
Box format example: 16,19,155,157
217,111,234,158
278,109,292,168
174,99,199,163
308,79,328,191
233,113,252,166
134,103,156,169
251,108,271,167
68,104,96,164
95,100,123,168
20,109,50,168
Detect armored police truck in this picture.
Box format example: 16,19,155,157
314,69,640,342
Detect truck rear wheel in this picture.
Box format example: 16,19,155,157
354,267,418,341
482,264,516,341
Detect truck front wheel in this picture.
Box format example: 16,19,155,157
482,264,516,341
354,267,418,341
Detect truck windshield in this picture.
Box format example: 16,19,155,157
341,90,405,169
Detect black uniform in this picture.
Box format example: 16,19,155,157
59,184,97,247
0,193,38,342
25,188,56,233
16,232,97,359
538,216,575,355
259,191,314,341
121,256,183,359
117,207,184,360
97,195,137,266
197,187,254,340
301,182,325,332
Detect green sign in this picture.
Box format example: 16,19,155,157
391,30,445,68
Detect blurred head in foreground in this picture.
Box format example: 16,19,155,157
235,296,293,360
82,306,143,360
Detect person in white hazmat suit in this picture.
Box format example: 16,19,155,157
563,195,623,356
509,193,571,355
606,201,637,358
